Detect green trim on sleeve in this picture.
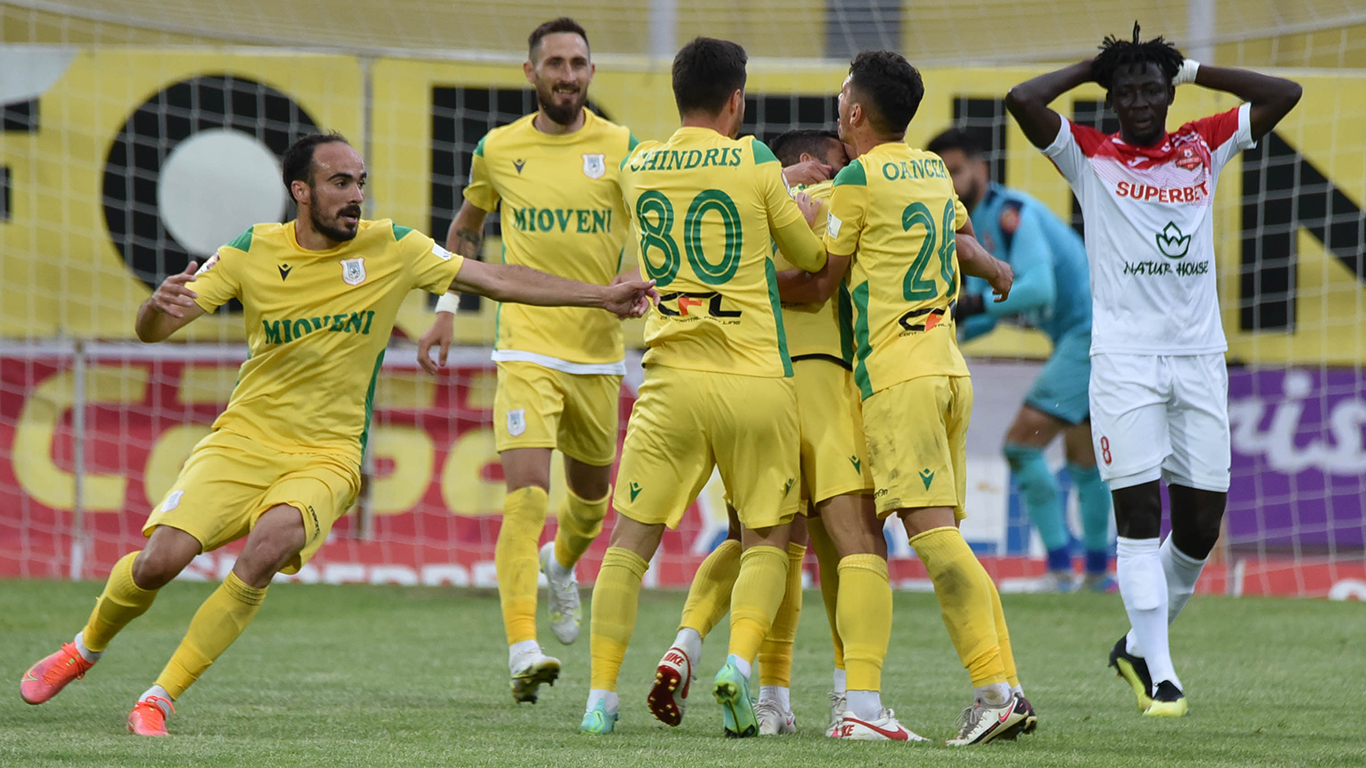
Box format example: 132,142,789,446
225,226,253,252
752,140,780,165
627,133,640,151
473,136,487,157
391,223,414,240
832,160,867,187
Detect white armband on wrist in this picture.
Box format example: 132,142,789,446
1173,59,1201,86
435,292,461,315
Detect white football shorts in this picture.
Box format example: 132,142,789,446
1088,352,1231,492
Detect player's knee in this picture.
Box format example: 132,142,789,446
1111,482,1162,539
1169,491,1226,560
1003,442,1042,472
131,549,184,591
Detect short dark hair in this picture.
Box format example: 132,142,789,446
1092,21,1184,92
926,127,985,160
281,132,350,191
847,50,924,137
672,37,747,117
529,17,589,61
769,129,840,166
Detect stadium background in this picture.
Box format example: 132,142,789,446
0,0,1361,597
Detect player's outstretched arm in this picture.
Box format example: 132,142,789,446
135,261,207,343
450,260,658,319
1004,61,1094,149
1187,64,1301,140
417,201,491,374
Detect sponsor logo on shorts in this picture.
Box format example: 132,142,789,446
507,409,527,437
849,455,861,474
306,505,320,540
162,490,184,512
629,481,642,502
782,477,795,496
918,469,935,489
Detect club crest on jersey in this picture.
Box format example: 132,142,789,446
340,257,366,286
582,153,606,179
1175,146,1202,171
506,408,527,437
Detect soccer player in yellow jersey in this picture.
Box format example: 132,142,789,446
18,133,655,736
645,128,883,738
578,37,828,738
782,51,1030,745
415,18,639,703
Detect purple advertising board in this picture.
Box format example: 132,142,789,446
1226,367,1366,553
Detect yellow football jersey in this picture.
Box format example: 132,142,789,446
773,180,853,365
619,127,814,377
824,142,970,399
189,219,464,466
465,110,636,369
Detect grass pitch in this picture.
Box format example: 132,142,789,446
2,580,1362,767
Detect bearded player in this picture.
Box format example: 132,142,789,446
19,133,655,735
417,18,640,704
1005,23,1300,715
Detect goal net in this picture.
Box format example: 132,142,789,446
1,0,1362,598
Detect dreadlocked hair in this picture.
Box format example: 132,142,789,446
1091,21,1184,91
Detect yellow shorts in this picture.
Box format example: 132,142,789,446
862,375,972,520
493,361,622,466
142,429,361,574
793,358,875,505
613,367,800,530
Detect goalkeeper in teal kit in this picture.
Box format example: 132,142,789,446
929,128,1114,592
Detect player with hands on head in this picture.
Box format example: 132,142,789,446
1005,22,1300,717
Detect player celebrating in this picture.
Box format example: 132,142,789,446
783,52,1029,745
927,127,1114,593
579,37,828,738
1005,23,1301,715
416,18,638,704
18,133,655,736
645,129,876,738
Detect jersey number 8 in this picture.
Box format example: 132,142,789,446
636,189,743,287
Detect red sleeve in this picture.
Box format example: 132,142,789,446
1185,107,1242,151
1069,121,1108,158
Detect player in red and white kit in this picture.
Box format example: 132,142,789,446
1005,23,1300,716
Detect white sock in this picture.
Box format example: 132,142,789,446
139,685,173,716
759,686,790,710
727,653,752,680
832,668,847,695
845,689,882,720
508,639,540,668
975,682,1011,707
1161,537,1206,625
1116,536,1180,692
73,631,102,663
673,627,703,667
1010,684,1024,698
586,689,618,714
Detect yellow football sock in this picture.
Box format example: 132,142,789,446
836,554,892,692
589,546,649,691
82,551,158,652
154,571,266,699
727,545,788,666
986,575,1020,687
806,517,844,669
678,538,740,639
758,541,807,688
909,526,1006,687
496,486,548,645
553,486,609,570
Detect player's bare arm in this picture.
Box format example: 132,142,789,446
954,222,1012,301
1188,64,1301,139
775,253,850,305
135,261,207,343
449,259,658,319
416,201,492,373
781,159,832,187
1004,60,1093,149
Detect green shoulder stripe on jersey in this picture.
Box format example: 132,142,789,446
473,136,487,157
360,349,387,456
852,281,873,399
765,259,794,377
627,133,640,152
752,140,780,165
226,226,253,252
833,161,867,188
392,223,414,241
